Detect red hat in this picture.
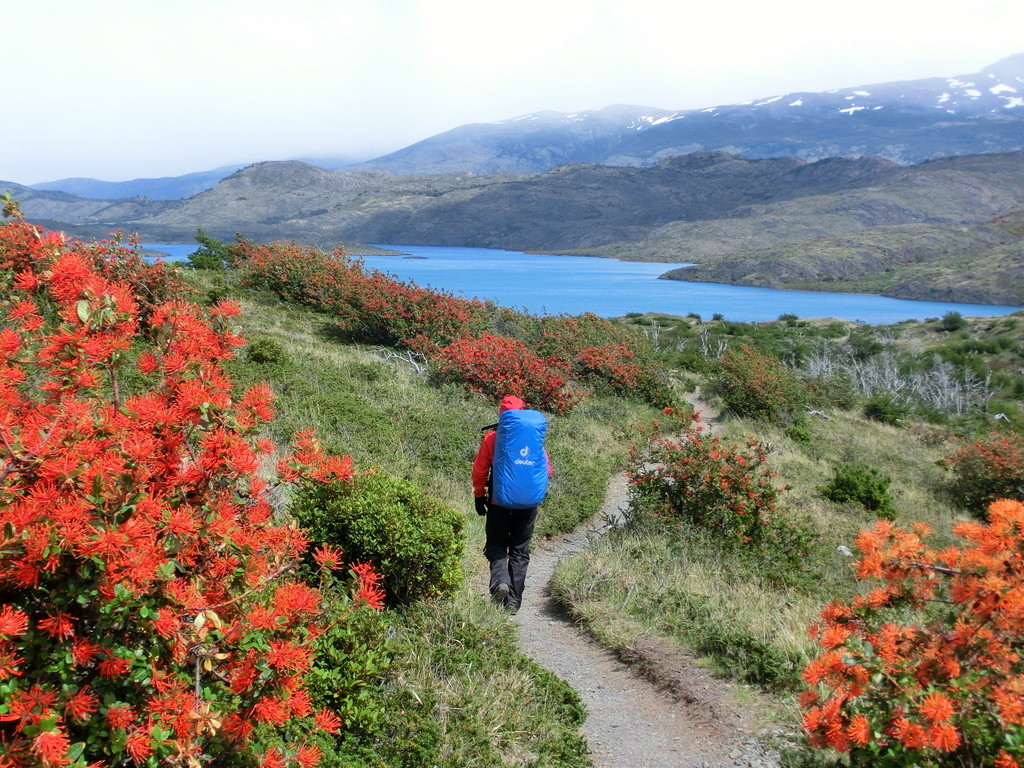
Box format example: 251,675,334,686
499,395,525,413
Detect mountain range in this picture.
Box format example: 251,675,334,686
347,53,1024,176
3,55,1024,306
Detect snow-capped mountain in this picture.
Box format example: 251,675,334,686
349,54,1024,174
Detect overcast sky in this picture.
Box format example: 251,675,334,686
3,0,1022,185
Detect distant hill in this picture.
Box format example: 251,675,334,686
346,54,1024,175
27,155,370,201
30,165,248,201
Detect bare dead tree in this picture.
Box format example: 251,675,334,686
372,347,428,375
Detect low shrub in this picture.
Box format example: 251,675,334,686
247,336,289,365
785,424,813,444
819,463,897,518
863,393,908,425
433,334,582,415
938,310,968,332
301,583,396,765
711,343,807,423
628,411,810,570
293,471,465,604
802,373,857,411
942,430,1024,515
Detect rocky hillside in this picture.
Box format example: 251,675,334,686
660,206,1024,306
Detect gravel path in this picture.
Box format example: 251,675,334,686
512,395,783,767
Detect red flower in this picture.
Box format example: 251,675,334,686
33,729,70,767
352,562,386,610
314,708,342,734
0,606,29,637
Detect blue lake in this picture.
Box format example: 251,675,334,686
143,243,1022,324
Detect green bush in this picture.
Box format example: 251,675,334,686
819,462,896,517
938,310,968,332
246,336,289,365
863,392,908,425
784,424,813,443
802,373,857,411
293,472,465,604
187,227,233,271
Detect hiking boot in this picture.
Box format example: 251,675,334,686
491,582,510,606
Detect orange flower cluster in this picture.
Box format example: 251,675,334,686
943,431,1024,514
801,499,1024,766
0,214,382,767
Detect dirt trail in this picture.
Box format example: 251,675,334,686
513,394,782,767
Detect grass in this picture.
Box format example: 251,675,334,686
379,596,590,767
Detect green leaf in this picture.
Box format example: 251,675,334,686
76,299,90,324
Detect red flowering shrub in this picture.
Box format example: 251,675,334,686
943,431,1024,515
627,410,809,568
231,239,488,352
434,335,581,415
801,499,1024,767
711,344,807,423
0,212,381,767
229,240,674,413
536,314,675,407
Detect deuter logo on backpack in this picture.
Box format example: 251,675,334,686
515,445,534,465
492,409,548,509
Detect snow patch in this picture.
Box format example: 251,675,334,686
853,90,871,96
789,98,804,107
947,78,974,88
649,114,679,126
990,83,1018,95
1003,97,1024,108
937,92,951,104
965,89,982,98
839,106,867,115
755,95,783,106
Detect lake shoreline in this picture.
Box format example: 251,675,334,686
143,243,1023,324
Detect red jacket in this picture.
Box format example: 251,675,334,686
472,396,552,500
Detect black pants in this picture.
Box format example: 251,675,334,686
483,503,538,609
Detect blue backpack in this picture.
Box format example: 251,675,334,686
491,409,548,509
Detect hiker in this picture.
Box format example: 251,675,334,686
472,395,552,613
